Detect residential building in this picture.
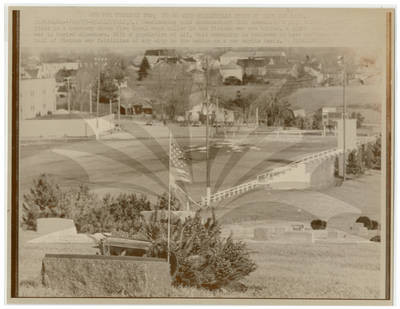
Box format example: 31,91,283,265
220,50,287,66
38,62,80,78
21,67,39,79
142,49,179,68
220,63,244,84
293,109,306,118
219,51,251,66
20,78,57,119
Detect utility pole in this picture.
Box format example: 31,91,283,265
66,77,71,113
255,106,259,128
337,55,346,181
94,57,107,117
205,57,211,206
118,83,121,124
89,84,92,114
109,98,112,114
114,79,121,125
342,56,346,182
97,66,100,118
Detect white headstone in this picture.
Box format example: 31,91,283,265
36,218,76,235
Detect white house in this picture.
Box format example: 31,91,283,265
219,51,251,66
220,63,244,83
20,78,57,119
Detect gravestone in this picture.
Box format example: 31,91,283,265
28,229,95,244
312,230,329,243
102,237,151,257
36,218,76,235
41,254,171,297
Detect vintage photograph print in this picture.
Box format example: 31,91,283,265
7,7,394,304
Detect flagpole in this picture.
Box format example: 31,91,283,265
167,129,172,265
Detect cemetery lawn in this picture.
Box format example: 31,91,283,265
18,229,382,298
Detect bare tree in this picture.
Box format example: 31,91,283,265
145,61,194,121
72,67,96,112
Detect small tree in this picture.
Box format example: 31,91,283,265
350,111,365,128
347,149,365,175
312,108,323,129
21,174,68,230
372,137,381,170
138,57,151,80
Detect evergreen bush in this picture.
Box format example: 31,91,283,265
141,210,257,290
310,219,327,230
21,174,67,230
21,174,151,233
356,216,379,230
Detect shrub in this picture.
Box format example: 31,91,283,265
310,219,327,230
370,220,379,230
62,184,99,231
21,174,67,230
156,192,180,211
356,216,371,228
347,149,365,175
141,210,256,290
370,235,381,242
21,174,152,233
372,137,381,170
356,216,379,230
67,193,152,234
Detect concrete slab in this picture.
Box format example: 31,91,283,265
28,229,96,244
36,218,76,235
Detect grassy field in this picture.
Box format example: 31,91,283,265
18,169,383,298
17,170,384,299
19,132,336,203
217,170,381,233
17,126,383,299
18,229,382,298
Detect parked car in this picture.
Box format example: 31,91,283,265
192,121,201,127
145,120,153,126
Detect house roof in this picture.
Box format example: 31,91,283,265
221,50,286,60
22,68,39,79
144,49,176,57
254,50,286,58
183,56,197,63
220,63,243,70
220,51,253,59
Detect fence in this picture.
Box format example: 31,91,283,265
200,135,380,207
200,148,348,207
20,114,115,140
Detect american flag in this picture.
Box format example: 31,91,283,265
169,135,191,186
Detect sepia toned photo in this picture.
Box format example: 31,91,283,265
7,6,394,305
